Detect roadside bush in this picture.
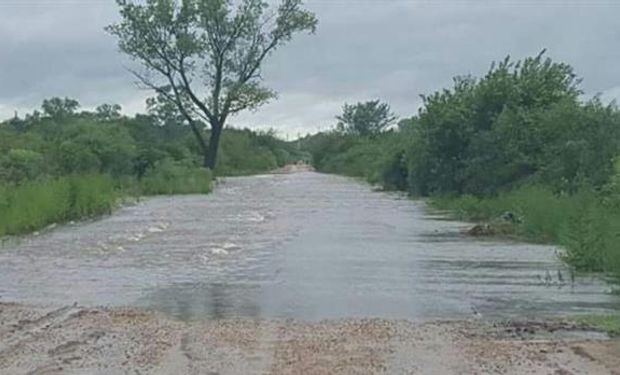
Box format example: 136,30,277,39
320,140,382,178
67,174,117,217
560,195,620,273
215,129,279,175
0,174,117,236
303,131,410,189
0,149,47,184
431,185,620,274
139,160,213,195
57,140,102,174
54,123,138,176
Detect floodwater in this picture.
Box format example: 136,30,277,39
0,172,618,321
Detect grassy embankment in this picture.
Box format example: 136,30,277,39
431,186,620,276
576,315,620,337
0,164,212,237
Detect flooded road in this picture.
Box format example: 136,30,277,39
0,172,618,321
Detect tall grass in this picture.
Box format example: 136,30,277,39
0,175,117,237
431,185,620,275
138,160,213,195
576,314,620,336
0,164,213,237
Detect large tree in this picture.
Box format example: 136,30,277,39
41,97,80,120
107,0,317,169
336,100,397,137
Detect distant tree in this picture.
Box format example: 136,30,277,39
397,117,416,131
41,97,80,120
96,104,123,122
336,100,397,137
107,0,317,170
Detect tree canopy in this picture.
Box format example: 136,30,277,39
336,100,397,137
41,97,80,120
107,0,317,169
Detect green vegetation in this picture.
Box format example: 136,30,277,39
108,0,317,169
576,314,620,337
0,97,302,237
0,175,117,237
302,51,620,277
431,186,620,274
137,160,213,196
336,100,397,137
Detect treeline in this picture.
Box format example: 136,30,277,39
302,52,620,277
0,98,305,236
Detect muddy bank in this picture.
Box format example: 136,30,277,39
1,303,618,375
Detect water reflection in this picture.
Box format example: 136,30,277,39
139,282,262,321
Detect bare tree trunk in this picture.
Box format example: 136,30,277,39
205,123,223,170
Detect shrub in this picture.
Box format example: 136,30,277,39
139,160,213,195
67,174,117,217
0,174,117,237
0,149,47,184
431,185,620,275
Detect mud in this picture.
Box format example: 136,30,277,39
0,303,618,375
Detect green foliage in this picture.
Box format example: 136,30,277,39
407,52,589,196
301,127,411,190
0,98,296,186
299,132,357,171
0,149,47,184
576,314,620,337
95,103,123,122
0,97,299,237
41,97,80,120
431,185,620,275
67,175,117,218
54,121,138,176
107,0,317,169
336,100,397,137
0,175,117,237
536,99,620,192
139,159,213,195
215,128,302,175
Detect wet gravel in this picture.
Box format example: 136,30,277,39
1,303,619,375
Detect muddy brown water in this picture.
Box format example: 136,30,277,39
0,172,618,321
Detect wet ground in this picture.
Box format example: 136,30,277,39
0,172,617,322
2,303,620,375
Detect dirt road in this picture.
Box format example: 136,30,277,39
1,303,618,375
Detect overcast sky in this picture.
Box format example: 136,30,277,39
0,0,619,137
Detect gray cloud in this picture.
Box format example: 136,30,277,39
1,0,619,136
